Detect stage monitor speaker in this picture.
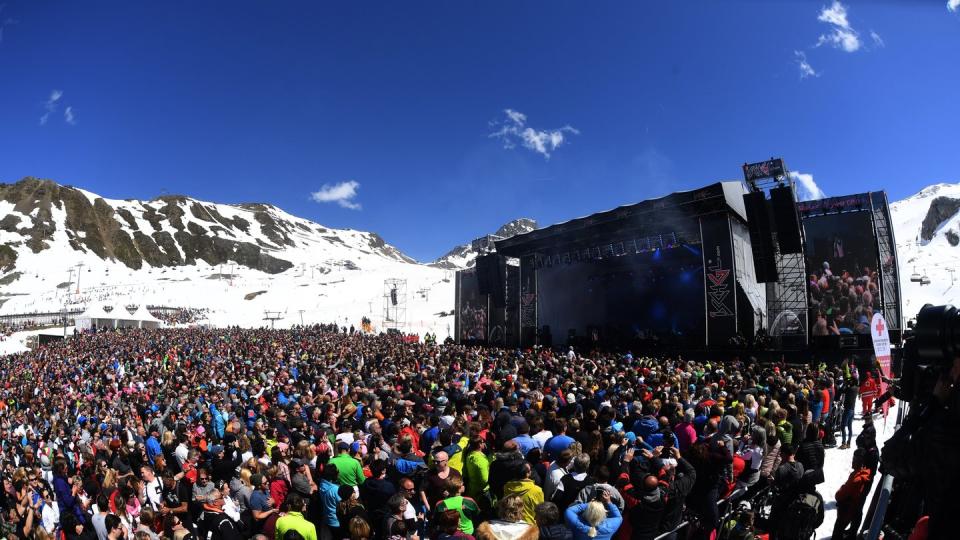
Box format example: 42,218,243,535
770,186,803,254
743,191,779,283
476,253,506,306
540,325,552,348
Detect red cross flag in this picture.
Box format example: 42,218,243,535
870,313,893,418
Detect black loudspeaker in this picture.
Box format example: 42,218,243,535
743,191,779,283
540,325,553,348
390,288,397,306
476,254,506,306
770,186,803,254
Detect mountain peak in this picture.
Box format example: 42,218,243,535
494,218,537,239
431,217,538,270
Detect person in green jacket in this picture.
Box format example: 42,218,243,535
775,409,793,446
329,442,366,487
462,436,490,502
275,493,317,540
434,475,480,535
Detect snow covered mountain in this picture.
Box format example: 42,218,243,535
431,218,537,270
891,183,960,320
0,177,453,333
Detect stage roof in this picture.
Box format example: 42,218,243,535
496,181,748,257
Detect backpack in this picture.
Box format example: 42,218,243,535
778,491,823,540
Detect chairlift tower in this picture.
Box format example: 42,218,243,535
263,310,283,329
383,278,407,331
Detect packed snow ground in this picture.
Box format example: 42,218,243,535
816,401,899,539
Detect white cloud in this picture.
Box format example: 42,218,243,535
795,51,820,79
40,89,63,125
789,171,826,201
949,0,960,13
310,180,361,210
489,109,579,159
870,30,885,48
64,106,76,125
816,1,861,52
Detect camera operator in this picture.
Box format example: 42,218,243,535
881,305,960,538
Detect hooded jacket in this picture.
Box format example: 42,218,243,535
632,416,659,440
835,466,873,521
502,478,544,525
488,451,525,499
627,487,665,540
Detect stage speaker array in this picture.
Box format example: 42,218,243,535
475,253,506,306
770,186,803,254
390,288,398,306
743,191,779,283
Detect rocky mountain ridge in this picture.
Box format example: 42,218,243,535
0,177,414,275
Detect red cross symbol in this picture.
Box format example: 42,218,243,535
875,318,885,335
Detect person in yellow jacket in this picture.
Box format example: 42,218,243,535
502,462,543,525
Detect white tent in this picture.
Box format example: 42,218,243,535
74,303,116,330
131,305,162,329
75,303,162,330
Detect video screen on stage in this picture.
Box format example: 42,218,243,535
536,247,705,347
458,270,488,341
804,211,880,336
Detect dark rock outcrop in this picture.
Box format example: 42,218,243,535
921,197,960,242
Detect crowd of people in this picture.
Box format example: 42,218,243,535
0,325,883,540
808,262,882,337
0,321,43,341
148,309,211,326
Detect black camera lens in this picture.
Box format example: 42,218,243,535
914,305,960,366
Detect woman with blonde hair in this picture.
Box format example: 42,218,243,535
474,495,538,540
563,490,622,540
349,516,373,540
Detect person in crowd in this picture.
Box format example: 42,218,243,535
535,502,572,540
563,490,622,540
502,462,543,525
839,375,859,450
832,450,874,540
422,451,460,511
0,325,858,540
474,495,538,540
434,476,479,536
461,436,490,504
275,493,316,540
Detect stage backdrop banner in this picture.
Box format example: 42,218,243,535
701,214,737,346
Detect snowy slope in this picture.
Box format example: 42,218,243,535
890,183,960,320
0,178,455,336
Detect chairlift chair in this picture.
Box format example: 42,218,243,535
910,267,922,283
921,274,931,286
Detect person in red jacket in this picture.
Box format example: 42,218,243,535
860,372,877,417
832,449,874,540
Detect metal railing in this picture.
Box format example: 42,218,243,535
859,401,908,540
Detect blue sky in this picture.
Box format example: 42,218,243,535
1,1,958,262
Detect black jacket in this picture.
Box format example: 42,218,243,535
488,451,525,499
659,457,697,534
629,488,666,540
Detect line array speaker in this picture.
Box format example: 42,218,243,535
743,191,779,283
770,185,803,254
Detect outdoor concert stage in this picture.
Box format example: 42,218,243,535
455,175,903,356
